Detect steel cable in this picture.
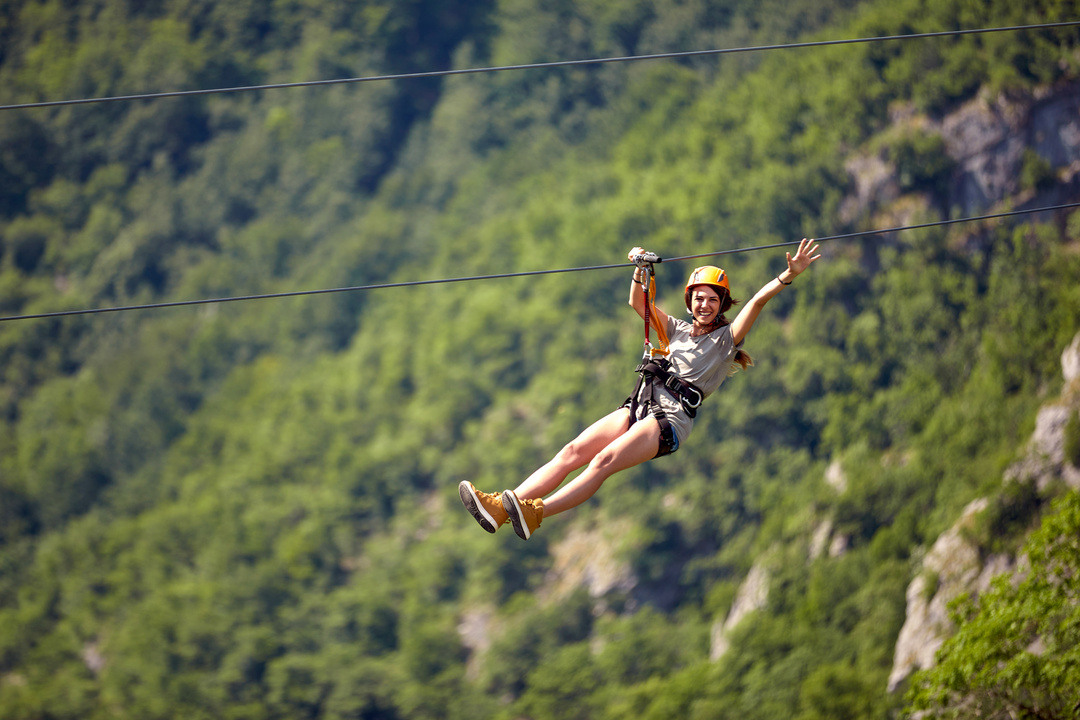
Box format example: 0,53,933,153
2,21,1079,111
3,201,1077,323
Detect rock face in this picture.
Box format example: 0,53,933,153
939,83,1080,214
887,498,1019,692
887,498,993,692
1063,334,1080,384
938,94,1026,214
710,560,770,661
842,81,1080,223
544,520,638,605
1007,405,1080,491
1005,332,1080,492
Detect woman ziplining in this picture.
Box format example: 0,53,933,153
459,237,822,540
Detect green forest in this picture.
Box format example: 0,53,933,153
2,0,1079,718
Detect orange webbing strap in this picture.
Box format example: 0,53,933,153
640,266,669,357
651,306,670,354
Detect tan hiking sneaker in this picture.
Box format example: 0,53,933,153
459,481,508,533
501,490,544,540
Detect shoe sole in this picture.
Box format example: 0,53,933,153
502,490,532,540
459,481,498,534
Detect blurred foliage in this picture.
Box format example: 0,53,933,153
1,0,1079,718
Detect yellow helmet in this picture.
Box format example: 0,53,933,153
684,265,729,311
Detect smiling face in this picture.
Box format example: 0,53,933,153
689,285,722,327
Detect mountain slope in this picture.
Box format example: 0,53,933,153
1,0,1079,718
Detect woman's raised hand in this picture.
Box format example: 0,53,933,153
786,238,821,276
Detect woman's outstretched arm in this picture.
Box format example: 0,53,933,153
730,238,821,345
627,246,670,330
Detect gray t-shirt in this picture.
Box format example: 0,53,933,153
649,316,740,444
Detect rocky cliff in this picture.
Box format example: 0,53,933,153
843,80,1080,226
887,332,1080,693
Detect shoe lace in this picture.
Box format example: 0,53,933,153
480,489,505,512
523,497,543,521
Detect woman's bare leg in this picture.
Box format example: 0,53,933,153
541,416,662,517
514,408,632,501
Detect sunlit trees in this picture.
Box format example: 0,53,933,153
907,492,1080,720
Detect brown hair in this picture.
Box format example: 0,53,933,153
713,289,754,373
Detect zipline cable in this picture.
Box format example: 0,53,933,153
3,20,1079,111
662,200,1080,263
3,201,1077,323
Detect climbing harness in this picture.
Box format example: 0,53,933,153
627,253,705,430
634,357,705,418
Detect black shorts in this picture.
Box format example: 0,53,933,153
620,396,680,458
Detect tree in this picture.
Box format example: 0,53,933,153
906,491,1080,719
